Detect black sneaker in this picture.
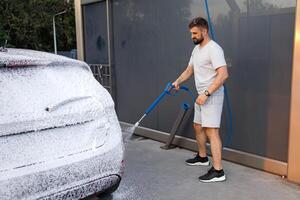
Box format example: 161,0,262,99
199,167,226,183
185,153,210,166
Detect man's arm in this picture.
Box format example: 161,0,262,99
196,66,228,105
172,65,193,89
207,66,229,94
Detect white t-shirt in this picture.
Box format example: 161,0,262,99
188,40,226,95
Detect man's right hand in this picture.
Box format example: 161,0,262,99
172,81,180,90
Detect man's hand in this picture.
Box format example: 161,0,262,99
172,81,180,90
196,93,208,105
172,65,193,91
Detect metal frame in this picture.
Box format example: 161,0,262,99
89,64,112,91
287,0,300,184
74,0,84,60
75,0,113,95
105,0,113,95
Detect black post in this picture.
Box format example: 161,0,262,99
161,103,190,150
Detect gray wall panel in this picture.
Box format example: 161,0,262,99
112,0,196,132
224,2,295,161
117,0,295,162
111,0,295,162
83,2,108,64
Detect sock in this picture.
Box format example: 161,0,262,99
214,168,223,173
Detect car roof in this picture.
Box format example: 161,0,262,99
0,48,89,70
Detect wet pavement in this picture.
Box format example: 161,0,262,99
90,131,300,200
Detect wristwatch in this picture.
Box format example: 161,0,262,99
204,90,211,97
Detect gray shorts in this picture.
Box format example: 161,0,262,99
193,93,224,128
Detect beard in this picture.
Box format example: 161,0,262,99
192,37,204,45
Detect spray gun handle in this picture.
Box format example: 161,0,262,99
164,82,174,92
166,82,190,94
144,82,195,115
179,86,188,91
165,82,196,101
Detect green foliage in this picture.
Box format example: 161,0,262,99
0,0,76,51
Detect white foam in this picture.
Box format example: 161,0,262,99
0,49,114,136
0,48,124,199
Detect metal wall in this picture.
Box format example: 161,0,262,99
111,0,196,138
82,2,108,64
81,0,296,163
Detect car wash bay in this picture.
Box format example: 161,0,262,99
75,0,300,192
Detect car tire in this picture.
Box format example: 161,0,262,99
81,176,121,200
98,177,121,197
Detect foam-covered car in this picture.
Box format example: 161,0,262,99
0,48,124,199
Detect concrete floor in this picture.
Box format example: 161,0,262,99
93,131,300,200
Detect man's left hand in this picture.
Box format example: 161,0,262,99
196,94,208,105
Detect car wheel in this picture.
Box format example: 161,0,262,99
97,178,121,197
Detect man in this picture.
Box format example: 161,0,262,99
172,17,229,183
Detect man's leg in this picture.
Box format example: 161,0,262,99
185,122,209,166
205,127,223,170
193,123,207,157
198,93,225,182
198,127,225,183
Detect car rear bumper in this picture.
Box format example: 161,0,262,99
41,174,121,200
0,117,125,200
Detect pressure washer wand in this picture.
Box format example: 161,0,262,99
134,82,196,128
134,114,146,127
134,82,174,127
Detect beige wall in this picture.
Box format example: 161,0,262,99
288,0,300,184
74,0,84,61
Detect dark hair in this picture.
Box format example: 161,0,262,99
188,17,209,32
